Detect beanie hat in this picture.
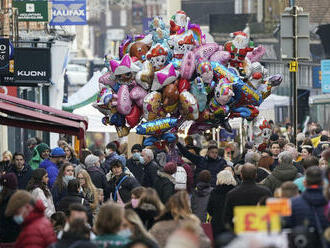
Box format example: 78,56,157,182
36,143,50,155
50,147,66,157
5,190,34,217
163,162,177,175
0,173,18,190
84,154,100,168
131,144,142,153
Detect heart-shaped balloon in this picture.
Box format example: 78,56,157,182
130,86,147,107
126,105,142,128
178,78,190,93
117,85,133,115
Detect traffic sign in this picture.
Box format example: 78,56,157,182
289,61,298,72
321,60,330,93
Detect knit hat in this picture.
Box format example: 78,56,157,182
0,173,18,190
131,144,142,153
163,162,177,175
84,154,100,168
50,147,65,157
5,190,34,217
36,143,50,155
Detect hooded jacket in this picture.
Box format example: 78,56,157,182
103,152,126,173
262,161,298,193
153,171,176,204
191,182,213,223
39,159,59,188
14,200,56,248
177,143,226,187
8,163,32,190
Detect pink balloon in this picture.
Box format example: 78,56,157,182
180,51,196,80
130,86,147,108
117,85,133,115
194,43,219,60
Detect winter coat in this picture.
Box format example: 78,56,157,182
126,158,145,184
0,160,11,174
87,166,108,200
191,182,213,223
177,143,226,187
8,163,32,190
14,200,56,248
153,171,175,204
269,157,279,171
207,184,235,237
93,234,130,248
142,160,161,188
31,187,55,218
150,212,211,248
0,191,21,243
51,184,68,209
39,159,59,188
262,161,298,193
108,173,140,203
103,152,126,173
256,167,271,183
134,203,160,230
68,156,79,165
182,163,194,193
224,181,271,228
49,232,97,248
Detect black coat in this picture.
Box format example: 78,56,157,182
49,231,97,248
87,166,108,199
126,158,145,184
0,160,11,174
8,163,32,189
0,190,21,242
134,203,161,230
153,171,175,204
223,181,271,229
108,173,140,203
207,184,235,237
177,143,227,187
269,157,279,171
142,160,160,188
256,167,271,183
191,182,212,223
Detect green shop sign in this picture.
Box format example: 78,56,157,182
13,0,49,22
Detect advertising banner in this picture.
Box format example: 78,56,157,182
13,0,49,22
321,60,330,93
50,0,87,26
0,39,10,75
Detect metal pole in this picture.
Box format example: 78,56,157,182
292,5,298,145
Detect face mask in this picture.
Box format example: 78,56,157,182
63,175,75,185
0,185,3,193
132,152,141,161
13,214,24,225
118,228,132,238
131,198,139,208
139,156,145,165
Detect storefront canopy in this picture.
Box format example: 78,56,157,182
0,93,88,143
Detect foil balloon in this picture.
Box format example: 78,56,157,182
129,86,147,108
253,117,272,149
96,87,118,109
135,61,154,90
126,105,142,128
211,62,241,84
179,91,199,120
246,45,266,63
117,85,133,115
209,50,231,66
143,91,165,121
152,63,179,91
99,71,116,88
190,77,207,112
163,82,179,114
194,43,219,60
180,51,195,80
136,117,178,135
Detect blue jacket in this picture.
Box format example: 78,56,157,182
284,187,329,230
103,152,126,173
177,143,227,187
8,163,32,189
39,159,59,188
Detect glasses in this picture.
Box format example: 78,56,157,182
78,177,85,180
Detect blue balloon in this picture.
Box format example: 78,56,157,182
136,117,177,135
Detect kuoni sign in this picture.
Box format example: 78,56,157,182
234,206,281,234
50,0,87,26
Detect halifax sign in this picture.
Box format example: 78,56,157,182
50,0,87,26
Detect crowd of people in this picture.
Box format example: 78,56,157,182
0,121,329,248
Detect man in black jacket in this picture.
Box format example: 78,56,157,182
154,162,177,204
140,148,161,187
8,152,32,189
126,144,145,184
223,163,271,230
177,142,227,187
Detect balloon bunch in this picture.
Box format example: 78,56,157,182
94,10,282,146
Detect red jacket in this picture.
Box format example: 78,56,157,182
14,200,56,248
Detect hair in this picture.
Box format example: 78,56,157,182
142,148,154,161
69,203,88,217
208,145,218,151
197,170,211,183
258,156,274,170
244,151,260,166
79,149,92,165
302,156,319,170
67,179,80,193
320,135,329,142
305,166,323,186
1,150,12,161
278,151,293,165
131,186,146,199
165,191,192,221
68,218,91,240
76,169,98,210
124,209,156,242
106,142,118,152
302,138,313,147
26,168,51,198
58,139,68,148
95,203,124,235
138,188,164,214
53,162,74,192
51,211,66,233
278,138,287,149
13,152,25,160
216,170,237,186
241,163,257,181
270,141,280,149
63,145,77,159
110,159,124,171
301,146,313,155
93,150,104,157
184,136,194,146
281,181,299,198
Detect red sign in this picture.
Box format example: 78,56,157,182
0,86,17,97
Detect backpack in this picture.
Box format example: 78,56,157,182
173,166,187,190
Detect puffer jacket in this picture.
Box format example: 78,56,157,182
191,182,213,223
14,200,56,248
262,161,298,193
153,171,175,204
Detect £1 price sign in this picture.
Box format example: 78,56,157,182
234,206,280,234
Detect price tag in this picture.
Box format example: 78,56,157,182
266,198,291,216
234,206,280,234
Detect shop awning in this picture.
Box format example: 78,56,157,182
0,93,88,142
